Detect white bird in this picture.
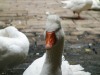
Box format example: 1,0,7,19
23,14,91,75
61,0,93,18
0,26,29,70
91,0,100,9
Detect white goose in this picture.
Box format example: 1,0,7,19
0,26,29,70
61,0,93,18
91,0,100,9
23,14,91,75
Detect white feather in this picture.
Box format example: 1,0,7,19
61,0,93,15
0,26,29,70
91,0,100,9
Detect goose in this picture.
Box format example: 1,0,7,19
91,0,100,9
61,0,93,18
23,14,91,75
0,26,29,70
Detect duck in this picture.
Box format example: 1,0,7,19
0,26,29,70
91,0,100,9
23,14,91,75
61,0,93,18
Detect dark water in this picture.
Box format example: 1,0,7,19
0,33,100,75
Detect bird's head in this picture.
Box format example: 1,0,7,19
44,14,64,50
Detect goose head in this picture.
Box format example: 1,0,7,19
40,14,64,75
45,14,65,50
44,14,64,52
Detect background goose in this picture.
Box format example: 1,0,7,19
61,0,93,18
91,0,100,9
0,26,29,70
23,14,91,75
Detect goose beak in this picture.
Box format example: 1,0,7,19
45,31,56,49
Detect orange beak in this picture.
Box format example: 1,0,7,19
45,31,57,49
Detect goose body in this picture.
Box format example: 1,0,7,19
61,0,93,18
23,14,91,75
91,0,100,9
0,26,29,70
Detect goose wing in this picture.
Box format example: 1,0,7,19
23,54,46,75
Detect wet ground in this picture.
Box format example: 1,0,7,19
0,32,100,75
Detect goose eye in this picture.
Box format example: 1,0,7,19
45,31,57,49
